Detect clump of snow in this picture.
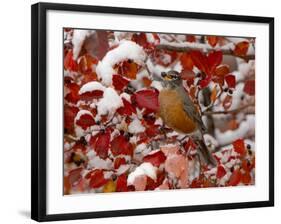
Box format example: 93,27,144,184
134,143,151,161
96,40,146,86
93,87,123,120
134,143,150,155
127,162,157,185
128,118,145,134
72,30,95,59
79,81,106,95
116,164,131,175
87,155,113,170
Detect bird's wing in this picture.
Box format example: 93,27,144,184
179,87,207,132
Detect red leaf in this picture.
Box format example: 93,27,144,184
234,41,249,56
241,171,252,185
186,35,196,42
145,124,161,137
114,157,127,169
64,50,78,71
207,51,223,74
116,174,128,192
94,131,111,159
143,150,166,167
80,90,104,101
67,167,83,186
216,165,226,179
207,36,218,47
228,169,242,186
65,83,80,103
225,74,236,89
199,75,212,88
180,53,194,70
243,79,255,96
75,113,95,130
112,74,130,91
111,135,133,156
145,176,157,190
117,98,137,116
233,139,246,156
132,33,149,49
241,159,255,172
89,169,109,188
190,51,209,75
133,89,159,111
64,106,79,133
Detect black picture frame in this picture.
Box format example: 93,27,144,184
31,2,274,222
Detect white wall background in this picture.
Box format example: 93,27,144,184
0,0,279,223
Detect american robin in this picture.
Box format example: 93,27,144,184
159,70,217,166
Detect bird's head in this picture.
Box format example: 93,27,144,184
161,70,182,88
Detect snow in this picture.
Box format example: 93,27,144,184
134,143,149,155
128,118,145,134
116,164,131,175
203,134,219,150
72,30,95,59
146,33,157,43
134,143,151,161
79,81,106,95
127,162,157,185
93,87,123,120
160,39,210,52
96,40,146,86
87,155,113,170
150,80,163,91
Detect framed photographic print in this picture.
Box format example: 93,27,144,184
31,2,274,222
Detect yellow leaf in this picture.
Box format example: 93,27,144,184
103,180,116,193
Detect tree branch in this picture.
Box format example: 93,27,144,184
202,103,255,116
155,44,255,61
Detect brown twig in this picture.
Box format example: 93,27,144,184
155,44,255,61
202,103,255,116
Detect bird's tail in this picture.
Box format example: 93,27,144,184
195,139,217,167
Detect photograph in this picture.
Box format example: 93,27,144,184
63,28,256,195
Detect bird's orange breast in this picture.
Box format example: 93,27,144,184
159,89,197,134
